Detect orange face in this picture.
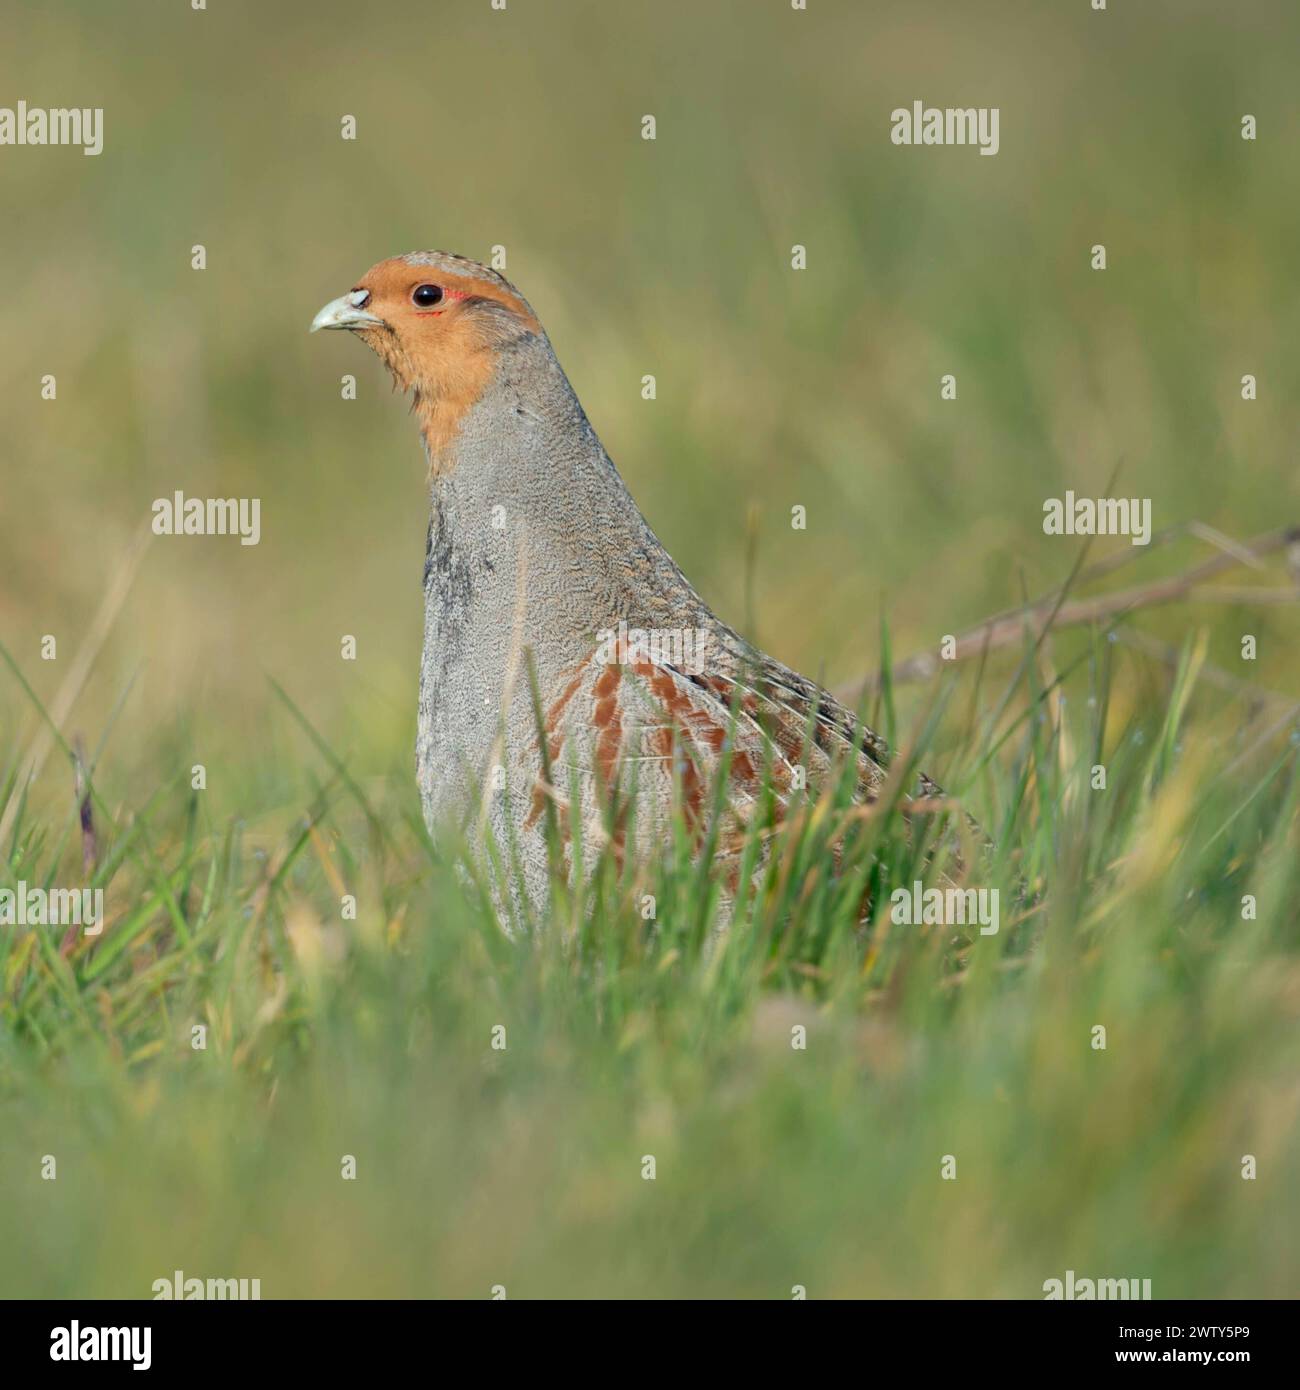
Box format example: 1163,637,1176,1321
311,252,541,464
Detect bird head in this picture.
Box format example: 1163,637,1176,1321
311,251,541,463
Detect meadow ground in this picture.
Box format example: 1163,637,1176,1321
2,0,1298,1297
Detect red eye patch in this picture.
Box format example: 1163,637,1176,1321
415,286,471,316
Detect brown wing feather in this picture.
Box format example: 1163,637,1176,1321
527,646,897,860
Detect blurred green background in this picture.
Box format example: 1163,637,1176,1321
2,0,1299,1301
3,0,1298,797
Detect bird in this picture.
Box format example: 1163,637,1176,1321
312,251,951,911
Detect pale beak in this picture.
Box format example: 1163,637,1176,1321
310,289,384,333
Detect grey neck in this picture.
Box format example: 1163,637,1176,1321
424,334,713,651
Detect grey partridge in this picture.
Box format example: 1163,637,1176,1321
312,252,946,908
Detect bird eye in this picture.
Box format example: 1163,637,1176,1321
412,284,444,307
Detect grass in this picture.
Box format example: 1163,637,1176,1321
2,608,1298,1298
